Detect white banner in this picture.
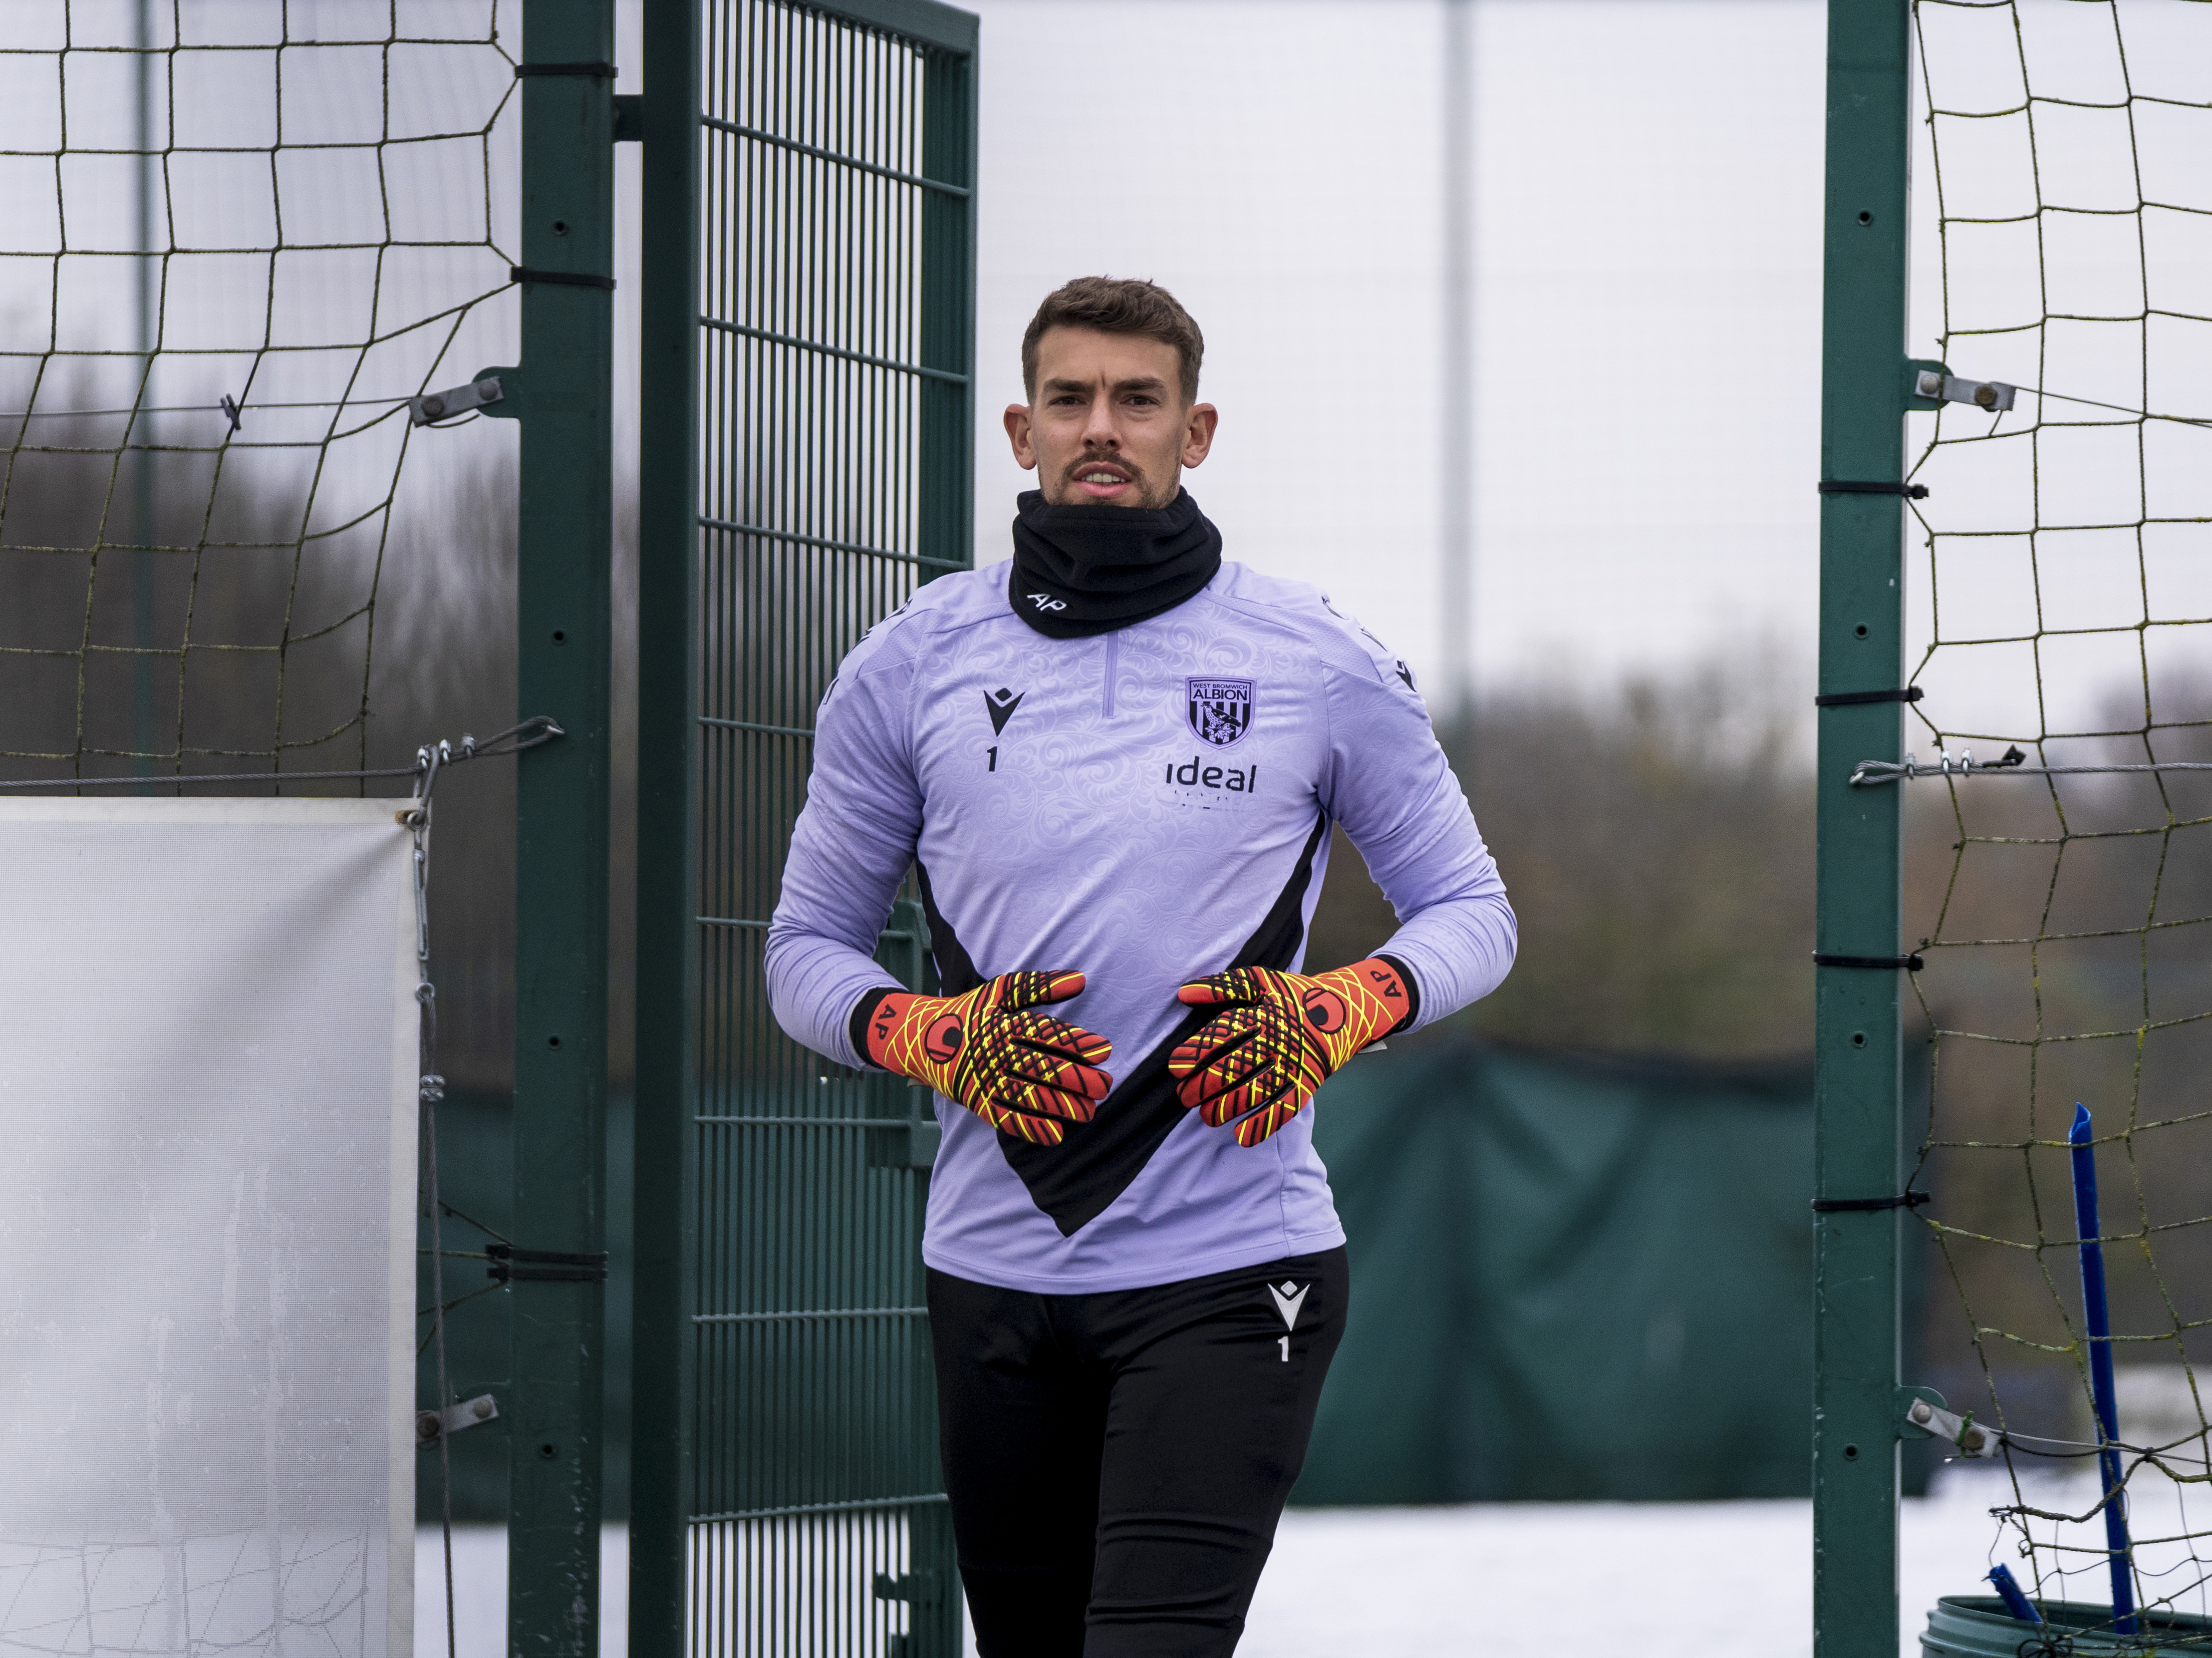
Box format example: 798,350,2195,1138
0,798,418,1658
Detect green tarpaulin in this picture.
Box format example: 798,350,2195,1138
1292,1040,1819,1504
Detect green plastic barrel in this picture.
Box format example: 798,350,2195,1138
1923,1595,2212,1657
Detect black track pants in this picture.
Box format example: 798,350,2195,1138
926,1247,1348,1658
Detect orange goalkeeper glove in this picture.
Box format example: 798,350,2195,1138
858,969,1114,1145
1168,957,1413,1146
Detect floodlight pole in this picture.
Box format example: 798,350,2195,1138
1439,0,1475,725
507,4,617,1655
134,0,156,786
1812,2,1913,1656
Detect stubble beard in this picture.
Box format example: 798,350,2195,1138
1049,452,1174,510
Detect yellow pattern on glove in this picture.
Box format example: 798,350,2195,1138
1167,958,1410,1146
863,969,1113,1145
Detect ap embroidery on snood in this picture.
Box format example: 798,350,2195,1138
1007,487,1223,638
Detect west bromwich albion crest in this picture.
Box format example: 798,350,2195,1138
1186,678,1253,748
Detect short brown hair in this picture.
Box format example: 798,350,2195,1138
1020,276,1205,405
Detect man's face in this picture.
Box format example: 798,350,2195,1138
1004,326,1218,509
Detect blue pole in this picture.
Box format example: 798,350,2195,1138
2070,1103,2138,1634
1987,1563,2043,1624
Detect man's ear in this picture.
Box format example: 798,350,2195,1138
1181,403,1219,470
1004,402,1038,471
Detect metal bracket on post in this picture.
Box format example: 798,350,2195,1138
470,366,521,420
1905,358,1948,411
1914,367,2017,414
1898,1388,2002,1458
408,375,505,425
418,1393,501,1446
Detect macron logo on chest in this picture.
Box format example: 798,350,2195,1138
983,686,1024,736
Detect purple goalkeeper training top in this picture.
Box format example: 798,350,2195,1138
765,557,1516,1294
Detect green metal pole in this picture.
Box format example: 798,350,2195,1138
917,31,977,577
510,6,616,1655
629,0,701,1653
912,33,979,1656
1813,2,1913,1655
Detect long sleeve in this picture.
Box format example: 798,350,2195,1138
1318,658,1516,1030
764,633,927,1069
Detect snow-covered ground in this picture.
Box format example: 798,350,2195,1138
417,1468,2197,1657
1248,1486,1982,1658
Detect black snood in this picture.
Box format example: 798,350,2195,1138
1007,488,1223,639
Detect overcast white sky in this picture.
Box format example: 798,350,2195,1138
615,0,1832,704
569,0,2207,723
955,0,1833,704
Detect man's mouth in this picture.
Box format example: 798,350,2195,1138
1070,462,1136,499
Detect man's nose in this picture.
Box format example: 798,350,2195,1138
1080,392,1118,447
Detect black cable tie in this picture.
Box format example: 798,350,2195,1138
1813,1191,1931,1213
486,1242,609,1283
1819,479,1931,499
1813,951,1925,971
219,394,242,432
1816,687,1924,708
510,266,616,290
515,62,618,78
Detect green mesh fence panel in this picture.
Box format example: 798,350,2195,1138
659,3,975,1654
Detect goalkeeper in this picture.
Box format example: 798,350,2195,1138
766,276,1514,1656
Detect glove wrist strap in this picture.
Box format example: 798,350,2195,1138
1365,954,1420,1033
853,987,918,1071
1334,957,1416,1046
